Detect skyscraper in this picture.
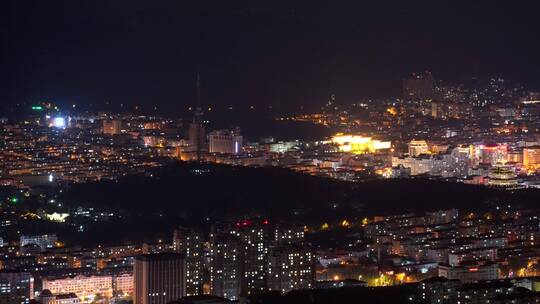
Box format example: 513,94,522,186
134,253,186,304
232,220,269,295
210,234,242,301
211,220,270,296
209,221,313,298
268,223,314,293
173,228,204,296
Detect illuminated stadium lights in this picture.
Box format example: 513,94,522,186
330,134,391,154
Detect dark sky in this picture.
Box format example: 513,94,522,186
2,1,540,112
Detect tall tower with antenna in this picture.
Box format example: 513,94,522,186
189,73,205,162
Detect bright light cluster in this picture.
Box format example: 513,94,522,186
331,134,391,154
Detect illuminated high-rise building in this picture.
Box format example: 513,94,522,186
210,234,242,301
230,220,269,295
268,223,314,294
134,253,186,304
209,129,243,155
210,222,311,299
267,245,315,293
272,224,305,246
239,222,268,295
403,72,434,100
173,228,204,296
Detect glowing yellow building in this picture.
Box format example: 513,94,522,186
331,134,391,154
523,147,540,169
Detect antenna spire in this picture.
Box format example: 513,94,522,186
196,72,201,109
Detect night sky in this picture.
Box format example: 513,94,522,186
3,1,540,112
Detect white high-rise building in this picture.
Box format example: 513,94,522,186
173,228,204,296
209,129,242,155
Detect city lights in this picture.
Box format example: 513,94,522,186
51,117,67,129
331,134,391,154
3,2,540,304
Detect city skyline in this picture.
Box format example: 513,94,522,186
3,1,540,111
4,2,540,304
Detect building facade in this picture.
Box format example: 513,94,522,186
134,253,186,304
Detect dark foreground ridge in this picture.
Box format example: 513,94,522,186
51,162,540,246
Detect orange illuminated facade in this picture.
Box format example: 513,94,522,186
523,147,540,169
331,134,391,154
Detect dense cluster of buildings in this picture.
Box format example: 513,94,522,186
0,221,315,304
0,110,170,187
2,76,540,303
5,205,540,303
3,74,540,189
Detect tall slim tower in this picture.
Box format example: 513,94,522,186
189,73,205,162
